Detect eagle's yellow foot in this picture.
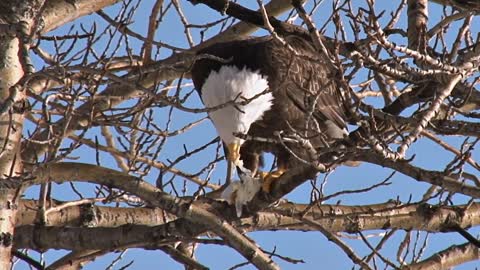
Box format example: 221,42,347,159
259,169,286,193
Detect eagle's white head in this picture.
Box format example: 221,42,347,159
201,65,273,164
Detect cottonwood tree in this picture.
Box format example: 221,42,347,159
0,0,479,269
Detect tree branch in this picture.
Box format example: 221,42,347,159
41,0,123,33
402,242,479,269
429,0,480,12
16,199,175,227
15,199,480,250
356,151,480,198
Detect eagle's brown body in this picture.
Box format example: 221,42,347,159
191,35,347,178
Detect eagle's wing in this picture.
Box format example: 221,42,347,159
268,36,348,135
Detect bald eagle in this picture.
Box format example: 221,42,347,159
191,35,348,192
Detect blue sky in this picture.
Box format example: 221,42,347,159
16,1,480,269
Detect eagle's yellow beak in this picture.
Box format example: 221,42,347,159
227,143,241,165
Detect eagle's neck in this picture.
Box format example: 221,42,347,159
201,65,273,146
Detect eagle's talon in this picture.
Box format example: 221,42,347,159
259,169,286,193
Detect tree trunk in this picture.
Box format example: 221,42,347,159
407,0,428,52
0,0,40,267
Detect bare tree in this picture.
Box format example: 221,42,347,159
0,0,479,269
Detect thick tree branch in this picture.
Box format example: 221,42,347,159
15,224,182,250
429,0,480,12
407,0,428,52
15,200,480,250
242,202,480,233
402,242,479,269
41,0,123,33
15,199,480,250
16,199,175,227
